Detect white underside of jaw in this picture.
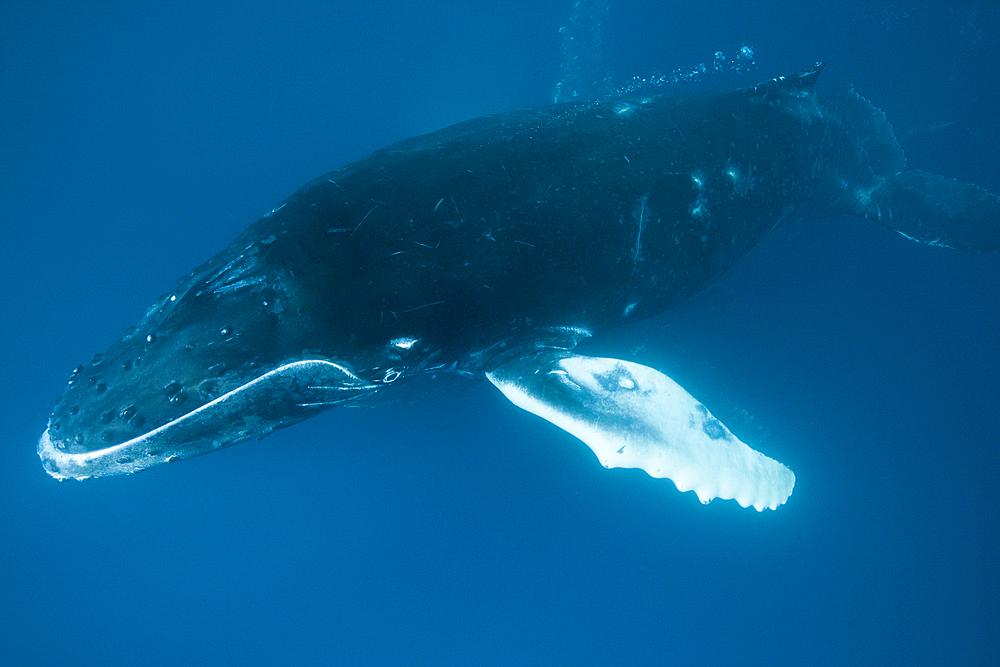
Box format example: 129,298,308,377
38,359,370,480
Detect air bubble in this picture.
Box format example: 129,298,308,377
611,44,759,95
146,333,155,345
90,353,104,366
94,381,106,394
169,390,187,405
219,326,233,337
68,405,79,415
101,431,115,442
121,359,133,372
713,51,726,71
121,404,137,421
163,381,182,397
74,433,85,445
100,411,114,424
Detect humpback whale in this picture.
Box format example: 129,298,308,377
38,64,999,510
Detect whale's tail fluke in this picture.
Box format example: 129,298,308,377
866,170,1000,252
826,83,999,252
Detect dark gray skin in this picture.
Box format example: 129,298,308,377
39,63,999,480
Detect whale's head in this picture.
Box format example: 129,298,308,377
38,232,383,480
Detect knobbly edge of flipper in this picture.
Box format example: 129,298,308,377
486,352,795,511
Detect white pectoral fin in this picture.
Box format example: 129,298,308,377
486,353,794,511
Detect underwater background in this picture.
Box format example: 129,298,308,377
2,1,997,665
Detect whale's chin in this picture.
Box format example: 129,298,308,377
38,360,378,480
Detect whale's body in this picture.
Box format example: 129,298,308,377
38,64,999,510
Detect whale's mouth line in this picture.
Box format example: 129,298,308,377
38,359,377,480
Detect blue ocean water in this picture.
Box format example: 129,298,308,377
2,2,997,665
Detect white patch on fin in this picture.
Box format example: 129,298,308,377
486,354,794,511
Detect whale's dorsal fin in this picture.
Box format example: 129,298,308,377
486,352,795,511
749,61,826,99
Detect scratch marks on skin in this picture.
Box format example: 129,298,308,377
499,159,511,183
197,249,264,297
855,185,896,227
350,203,381,237
263,202,286,218
213,275,267,295
632,192,649,269
926,237,953,249
434,196,462,226
894,230,953,249
204,256,247,286
389,237,443,258
400,300,446,314
872,204,893,222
